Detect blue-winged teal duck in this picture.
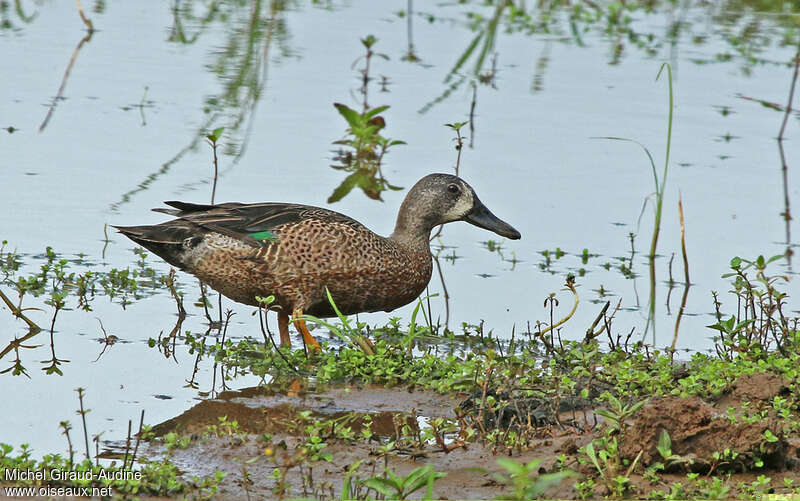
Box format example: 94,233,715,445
115,173,520,349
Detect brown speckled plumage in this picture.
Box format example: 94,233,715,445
115,173,520,345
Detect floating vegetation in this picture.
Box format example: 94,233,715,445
0,242,181,376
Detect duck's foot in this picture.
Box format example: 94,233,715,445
293,308,321,352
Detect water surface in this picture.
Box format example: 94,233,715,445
1,0,798,455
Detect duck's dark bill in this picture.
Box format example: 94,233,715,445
464,199,521,240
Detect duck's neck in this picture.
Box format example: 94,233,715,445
389,209,435,252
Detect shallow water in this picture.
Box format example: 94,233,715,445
1,1,798,455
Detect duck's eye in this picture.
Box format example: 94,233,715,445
447,183,460,194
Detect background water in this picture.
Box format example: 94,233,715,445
1,0,798,455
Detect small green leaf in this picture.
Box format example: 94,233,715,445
362,477,397,496
328,172,361,203
444,121,468,131
657,429,672,458
767,254,784,265
364,105,390,120
206,127,224,142
360,34,377,49
333,103,362,128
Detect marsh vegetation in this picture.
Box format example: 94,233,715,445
2,0,800,499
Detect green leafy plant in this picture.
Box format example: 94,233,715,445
362,465,446,500
582,437,642,498
491,457,575,500
329,102,405,202
595,393,646,432
329,35,404,203
647,430,693,474
300,288,375,355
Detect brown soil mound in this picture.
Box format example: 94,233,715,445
619,396,787,472
730,372,791,402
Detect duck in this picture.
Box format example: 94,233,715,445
114,173,520,350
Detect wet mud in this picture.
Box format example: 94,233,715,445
140,373,800,499
143,385,580,500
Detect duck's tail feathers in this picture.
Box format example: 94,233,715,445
112,224,200,270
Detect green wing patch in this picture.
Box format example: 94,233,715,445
250,230,278,243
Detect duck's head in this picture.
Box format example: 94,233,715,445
391,173,521,243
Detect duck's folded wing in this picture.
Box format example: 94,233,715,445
157,201,361,247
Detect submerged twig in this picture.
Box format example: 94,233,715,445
0,287,41,332
432,254,450,328
122,419,132,469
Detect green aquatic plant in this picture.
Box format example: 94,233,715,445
582,437,643,498
329,35,405,203
300,287,376,355
0,444,200,497
0,242,181,375
362,465,446,500
710,254,797,360
599,63,674,344
491,457,575,500
329,102,405,203
205,126,224,205
595,393,647,433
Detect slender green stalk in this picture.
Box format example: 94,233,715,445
647,62,674,344
598,63,674,345
75,388,91,461
650,62,674,260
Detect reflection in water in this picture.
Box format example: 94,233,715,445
418,1,506,115
38,2,94,133
0,243,182,376
92,318,119,362
0,329,38,377
209,310,236,397
0,0,38,29
119,86,152,127
112,0,291,211
670,196,691,353
417,0,800,114
401,0,420,63
530,41,551,94
777,41,799,270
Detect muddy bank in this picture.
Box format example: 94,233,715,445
135,372,800,499
142,385,582,500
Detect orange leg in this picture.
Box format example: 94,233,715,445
293,308,321,351
277,311,292,347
